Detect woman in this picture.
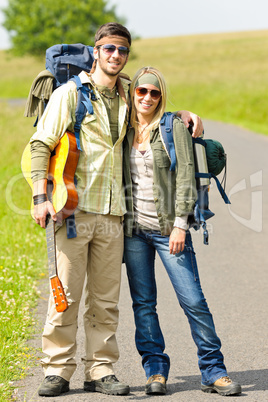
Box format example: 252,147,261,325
123,67,241,396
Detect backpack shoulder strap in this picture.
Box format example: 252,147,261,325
159,112,177,171
191,136,230,204
196,172,230,204
69,75,97,151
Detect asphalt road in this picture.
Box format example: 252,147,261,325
14,121,268,401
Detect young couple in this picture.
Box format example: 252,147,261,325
30,22,241,397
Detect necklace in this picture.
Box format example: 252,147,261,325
136,124,149,144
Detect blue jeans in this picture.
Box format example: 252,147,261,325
124,227,227,385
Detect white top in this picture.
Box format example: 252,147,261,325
130,146,189,231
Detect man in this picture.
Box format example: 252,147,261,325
30,22,202,397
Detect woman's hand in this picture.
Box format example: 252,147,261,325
178,110,204,138
169,227,186,254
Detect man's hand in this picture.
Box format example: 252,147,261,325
178,110,204,138
169,227,186,254
34,201,57,228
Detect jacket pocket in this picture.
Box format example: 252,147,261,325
152,144,171,168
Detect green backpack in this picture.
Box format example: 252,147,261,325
159,112,230,245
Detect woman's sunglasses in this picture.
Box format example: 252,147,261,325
135,87,161,100
100,44,129,58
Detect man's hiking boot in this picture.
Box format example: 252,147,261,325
201,376,242,396
145,374,167,395
84,374,130,395
38,375,70,396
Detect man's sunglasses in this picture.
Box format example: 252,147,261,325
135,87,162,100
99,44,129,57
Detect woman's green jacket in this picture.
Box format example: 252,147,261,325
123,117,197,237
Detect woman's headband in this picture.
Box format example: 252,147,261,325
134,73,161,90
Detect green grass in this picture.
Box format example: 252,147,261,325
0,29,268,400
0,102,47,401
0,52,44,98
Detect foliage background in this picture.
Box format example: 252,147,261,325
2,0,124,56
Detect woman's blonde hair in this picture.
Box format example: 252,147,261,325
130,67,167,132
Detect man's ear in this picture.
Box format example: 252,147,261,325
93,46,99,60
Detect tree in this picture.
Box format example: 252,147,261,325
2,0,126,57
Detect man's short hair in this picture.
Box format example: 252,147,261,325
95,22,131,46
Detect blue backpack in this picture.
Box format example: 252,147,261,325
160,112,230,245
25,43,97,151
46,43,97,151
46,43,94,87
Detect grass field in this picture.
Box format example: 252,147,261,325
0,102,47,400
0,29,267,400
125,30,268,135
1,29,268,134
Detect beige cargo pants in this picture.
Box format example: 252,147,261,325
41,211,124,381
